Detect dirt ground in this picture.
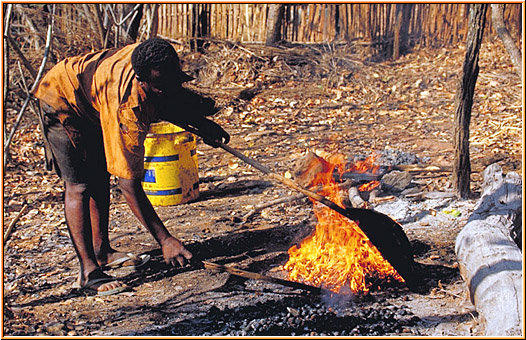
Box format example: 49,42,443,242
2,38,522,336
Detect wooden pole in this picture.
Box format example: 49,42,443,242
265,4,284,45
3,4,13,143
202,261,323,294
393,4,403,59
150,4,159,39
4,204,28,245
452,4,488,199
89,4,106,48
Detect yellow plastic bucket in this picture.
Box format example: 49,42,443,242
142,121,199,206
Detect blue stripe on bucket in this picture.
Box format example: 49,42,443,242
144,154,179,162
143,169,156,183
144,188,183,196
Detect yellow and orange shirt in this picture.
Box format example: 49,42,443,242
34,43,157,179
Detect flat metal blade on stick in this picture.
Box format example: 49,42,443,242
202,260,322,294
216,142,421,292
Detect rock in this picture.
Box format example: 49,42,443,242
381,171,413,192
45,322,65,335
293,152,332,188
379,148,424,166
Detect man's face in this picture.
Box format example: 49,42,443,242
139,67,182,97
137,67,218,122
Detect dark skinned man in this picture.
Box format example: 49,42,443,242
34,38,230,295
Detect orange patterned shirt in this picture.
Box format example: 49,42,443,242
34,43,157,179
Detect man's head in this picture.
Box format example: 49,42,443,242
131,38,193,95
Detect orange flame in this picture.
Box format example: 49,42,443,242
347,154,380,174
284,153,403,294
359,180,380,192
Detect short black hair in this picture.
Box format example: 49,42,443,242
131,38,180,81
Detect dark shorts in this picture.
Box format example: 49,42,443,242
40,102,109,184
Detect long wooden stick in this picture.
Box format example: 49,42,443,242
4,8,54,167
8,36,37,78
4,204,28,245
202,260,322,294
219,142,354,220
4,4,13,143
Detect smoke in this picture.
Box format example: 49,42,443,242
320,285,356,315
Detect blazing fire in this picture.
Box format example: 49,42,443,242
347,153,380,174
358,180,380,192
284,153,403,294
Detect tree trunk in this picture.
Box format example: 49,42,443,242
491,4,522,78
452,4,487,199
393,4,412,59
392,5,403,59
93,4,107,48
455,164,523,336
265,4,284,46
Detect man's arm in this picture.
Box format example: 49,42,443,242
118,177,192,266
174,116,230,148
157,87,230,147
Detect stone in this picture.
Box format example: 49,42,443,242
45,322,65,335
381,171,413,192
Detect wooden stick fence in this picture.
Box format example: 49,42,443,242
156,3,521,46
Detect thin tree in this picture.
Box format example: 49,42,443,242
125,4,144,43
265,4,285,46
491,4,522,78
392,4,412,59
452,4,488,199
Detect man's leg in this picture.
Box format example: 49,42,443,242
87,173,112,263
64,181,124,293
42,104,125,293
64,182,99,276
85,141,138,267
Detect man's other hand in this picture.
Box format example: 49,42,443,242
160,236,193,267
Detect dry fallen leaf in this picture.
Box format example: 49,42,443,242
228,161,239,169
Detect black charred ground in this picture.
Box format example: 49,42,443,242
135,294,421,336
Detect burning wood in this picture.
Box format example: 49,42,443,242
293,152,386,189
358,180,380,192
284,154,407,294
340,172,383,184
219,143,420,293
347,187,368,209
